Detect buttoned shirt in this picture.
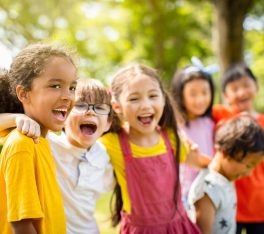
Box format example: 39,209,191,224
48,132,114,234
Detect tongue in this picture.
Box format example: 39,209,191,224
81,126,94,135
53,111,65,121
140,117,152,124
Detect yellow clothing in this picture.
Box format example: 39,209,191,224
0,129,11,152
99,129,188,213
0,130,66,234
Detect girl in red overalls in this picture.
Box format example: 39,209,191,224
100,63,210,233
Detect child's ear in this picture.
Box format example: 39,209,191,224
111,99,122,114
16,85,30,103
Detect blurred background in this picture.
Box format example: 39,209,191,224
0,0,263,233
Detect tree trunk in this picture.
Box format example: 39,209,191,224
212,0,254,72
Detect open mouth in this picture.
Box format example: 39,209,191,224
80,123,97,135
52,109,67,121
138,115,153,125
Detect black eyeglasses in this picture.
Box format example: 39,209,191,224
72,102,111,115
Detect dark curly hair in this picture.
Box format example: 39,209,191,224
0,69,24,113
215,115,264,161
9,43,76,97
0,43,76,114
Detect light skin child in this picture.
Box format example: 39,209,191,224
105,64,209,232
221,63,259,117
192,116,264,234
171,66,214,124
112,71,209,167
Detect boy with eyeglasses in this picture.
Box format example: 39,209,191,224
0,78,114,234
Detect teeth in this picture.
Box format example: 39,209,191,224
54,109,67,112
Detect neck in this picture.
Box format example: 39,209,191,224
187,113,198,120
127,127,160,147
209,152,231,181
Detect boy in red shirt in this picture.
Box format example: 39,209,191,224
213,63,264,234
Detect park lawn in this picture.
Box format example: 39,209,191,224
95,192,119,234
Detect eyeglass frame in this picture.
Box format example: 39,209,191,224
72,102,111,115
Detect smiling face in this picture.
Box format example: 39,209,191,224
221,152,263,181
19,57,77,136
224,76,258,113
64,80,111,148
182,79,212,118
113,75,165,136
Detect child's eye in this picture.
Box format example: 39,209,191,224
150,94,159,98
50,84,61,89
129,98,138,102
70,86,76,91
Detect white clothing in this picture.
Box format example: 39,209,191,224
188,169,237,234
48,132,114,234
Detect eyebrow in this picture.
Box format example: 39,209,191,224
48,78,77,85
128,89,161,96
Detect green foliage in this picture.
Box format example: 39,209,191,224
0,0,263,111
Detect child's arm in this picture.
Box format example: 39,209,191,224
194,194,216,234
0,113,40,143
185,142,211,168
11,219,37,234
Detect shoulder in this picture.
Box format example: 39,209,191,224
212,104,233,124
92,141,110,161
2,129,35,153
99,132,120,147
256,113,264,127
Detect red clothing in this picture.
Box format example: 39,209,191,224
118,130,201,234
213,104,264,222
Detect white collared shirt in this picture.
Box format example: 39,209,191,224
48,132,114,234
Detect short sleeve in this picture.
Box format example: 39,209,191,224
203,178,223,210
5,151,43,221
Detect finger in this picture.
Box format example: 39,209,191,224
26,122,37,137
33,137,39,144
21,121,30,134
35,125,41,138
16,119,24,131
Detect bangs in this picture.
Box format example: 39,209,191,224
76,78,111,104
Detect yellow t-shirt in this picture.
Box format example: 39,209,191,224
0,130,66,234
99,129,188,213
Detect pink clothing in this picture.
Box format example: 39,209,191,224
180,117,214,201
118,130,201,234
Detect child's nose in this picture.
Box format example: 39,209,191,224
62,88,74,101
141,98,151,108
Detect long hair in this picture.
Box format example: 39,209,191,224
171,66,214,126
109,63,181,226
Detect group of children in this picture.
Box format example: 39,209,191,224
0,42,263,234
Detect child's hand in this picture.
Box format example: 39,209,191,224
16,114,40,144
186,140,211,168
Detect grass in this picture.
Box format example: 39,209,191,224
94,192,119,234
95,193,247,234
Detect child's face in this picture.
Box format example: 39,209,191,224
64,94,111,148
113,75,165,135
222,152,263,181
224,76,258,113
21,57,77,136
183,79,211,118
